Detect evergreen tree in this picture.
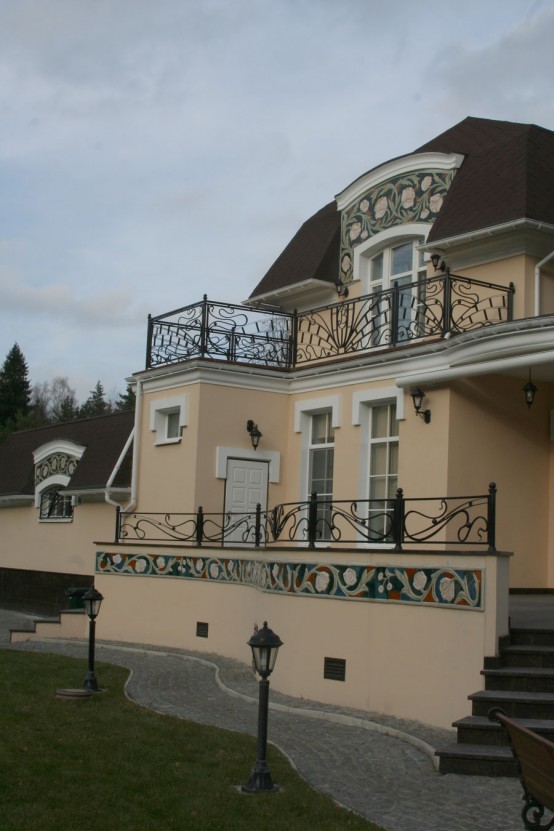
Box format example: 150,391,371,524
79,380,110,418
115,383,136,411
0,343,31,428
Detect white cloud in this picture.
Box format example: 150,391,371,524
0,0,553,400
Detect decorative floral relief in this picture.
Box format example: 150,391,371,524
35,453,79,485
339,168,456,284
96,552,482,610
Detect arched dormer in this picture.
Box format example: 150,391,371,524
33,439,86,521
336,152,463,286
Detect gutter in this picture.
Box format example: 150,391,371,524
396,349,554,389
422,218,554,252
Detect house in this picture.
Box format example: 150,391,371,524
0,410,133,612
4,116,554,732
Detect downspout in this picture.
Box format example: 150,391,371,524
534,249,554,316
105,426,135,508
105,378,142,512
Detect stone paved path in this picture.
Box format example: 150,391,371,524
1,609,525,831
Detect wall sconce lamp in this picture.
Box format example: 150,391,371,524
411,388,431,424
334,278,349,299
430,253,447,273
523,372,538,409
246,419,262,450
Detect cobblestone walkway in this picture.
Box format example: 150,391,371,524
1,609,525,831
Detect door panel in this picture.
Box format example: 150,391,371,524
225,459,269,544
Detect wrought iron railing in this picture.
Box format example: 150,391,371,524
146,275,515,370
115,484,497,551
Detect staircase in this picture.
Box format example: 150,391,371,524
10,608,87,643
437,625,554,776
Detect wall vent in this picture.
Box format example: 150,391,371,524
196,621,209,638
324,657,346,682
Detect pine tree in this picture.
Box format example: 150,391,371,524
79,380,110,418
0,343,31,428
115,383,136,411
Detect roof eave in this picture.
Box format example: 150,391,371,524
423,218,554,251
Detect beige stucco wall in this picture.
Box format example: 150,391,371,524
445,375,552,587
0,501,112,574
94,545,509,729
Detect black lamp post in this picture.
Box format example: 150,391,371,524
82,586,103,692
242,621,283,793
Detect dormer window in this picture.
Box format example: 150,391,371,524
39,486,73,521
33,439,86,524
369,239,426,295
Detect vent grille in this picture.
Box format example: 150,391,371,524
196,621,209,638
324,657,346,682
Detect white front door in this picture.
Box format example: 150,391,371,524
224,458,269,544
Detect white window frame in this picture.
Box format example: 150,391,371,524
353,223,430,293
295,395,341,501
38,483,73,521
35,475,73,522
352,388,404,547
149,394,188,445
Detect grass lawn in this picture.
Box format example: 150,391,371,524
0,651,384,831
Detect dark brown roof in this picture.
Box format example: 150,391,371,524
0,410,134,496
414,117,554,241
249,201,340,299
249,117,554,298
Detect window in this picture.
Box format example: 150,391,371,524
308,412,334,537
165,410,181,440
39,486,73,521
368,404,399,540
150,394,187,445
369,239,426,342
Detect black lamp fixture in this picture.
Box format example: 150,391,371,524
411,388,431,424
242,621,283,793
523,371,538,409
246,419,262,450
82,586,103,692
334,278,349,299
430,253,447,273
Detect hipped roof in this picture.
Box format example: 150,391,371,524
0,410,134,497
249,117,554,299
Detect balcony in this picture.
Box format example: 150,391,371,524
115,485,497,551
146,272,515,371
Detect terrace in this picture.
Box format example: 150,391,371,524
114,485,497,551
146,271,515,371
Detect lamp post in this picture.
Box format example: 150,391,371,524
82,586,103,692
242,621,283,793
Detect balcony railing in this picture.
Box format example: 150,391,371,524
146,274,515,370
115,484,497,551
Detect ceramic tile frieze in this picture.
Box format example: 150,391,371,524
96,552,482,610
339,169,456,283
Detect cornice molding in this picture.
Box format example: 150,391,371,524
335,152,464,211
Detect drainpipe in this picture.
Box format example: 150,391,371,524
105,378,142,512
534,249,554,316
105,426,135,508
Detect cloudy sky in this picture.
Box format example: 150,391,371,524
0,0,553,402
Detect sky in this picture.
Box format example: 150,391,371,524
1,0,553,403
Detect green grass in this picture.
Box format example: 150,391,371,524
0,651,383,830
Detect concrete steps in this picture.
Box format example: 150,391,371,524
10,609,87,643
436,626,554,776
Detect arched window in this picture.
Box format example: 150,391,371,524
368,238,426,295
354,224,429,345
39,485,73,520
